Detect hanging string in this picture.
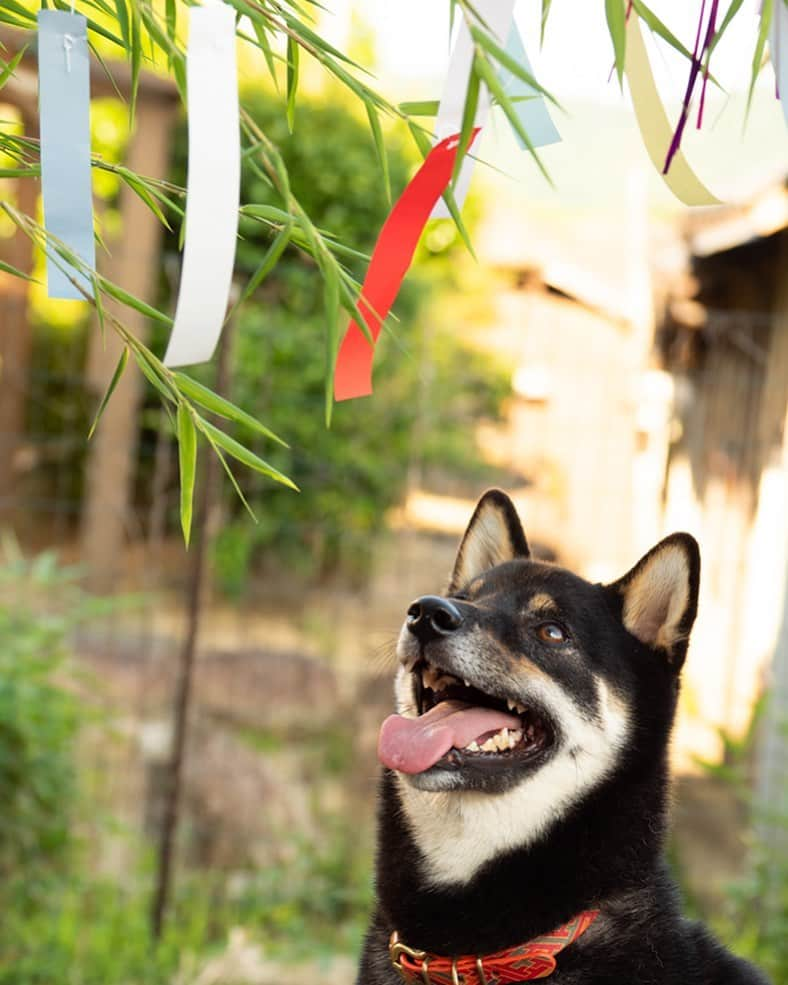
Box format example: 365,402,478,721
63,33,74,72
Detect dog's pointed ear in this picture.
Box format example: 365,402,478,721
606,533,700,668
448,490,530,593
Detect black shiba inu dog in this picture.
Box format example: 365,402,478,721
359,490,770,985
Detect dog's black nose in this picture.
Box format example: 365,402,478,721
406,595,463,643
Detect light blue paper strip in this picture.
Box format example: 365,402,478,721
38,10,95,299
500,21,561,149
771,2,788,127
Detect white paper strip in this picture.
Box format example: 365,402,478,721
431,0,516,219
164,3,240,367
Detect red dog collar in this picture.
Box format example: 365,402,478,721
389,910,599,984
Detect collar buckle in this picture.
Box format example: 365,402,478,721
389,931,429,982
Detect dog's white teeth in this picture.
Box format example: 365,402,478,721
510,729,523,747
480,737,498,752
515,701,527,715
465,740,480,752
463,678,471,688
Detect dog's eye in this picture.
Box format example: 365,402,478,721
536,622,567,644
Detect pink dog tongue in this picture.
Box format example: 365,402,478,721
378,700,520,774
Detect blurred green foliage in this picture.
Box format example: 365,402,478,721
670,705,788,983
158,93,510,592
0,551,83,912
0,550,372,982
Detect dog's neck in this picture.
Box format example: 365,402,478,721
373,761,670,956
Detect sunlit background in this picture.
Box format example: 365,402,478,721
0,1,786,982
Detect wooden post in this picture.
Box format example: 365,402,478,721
755,233,788,868
0,110,39,518
81,96,178,590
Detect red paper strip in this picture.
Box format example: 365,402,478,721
334,129,480,402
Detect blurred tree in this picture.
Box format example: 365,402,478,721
156,93,509,590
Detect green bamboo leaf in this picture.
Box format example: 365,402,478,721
165,0,176,64
173,372,289,447
134,349,178,401
323,263,340,426
88,40,125,102
398,100,439,117
0,167,40,178
229,222,293,315
273,8,365,70
541,0,553,45
407,119,433,158
470,25,562,108
453,57,481,187
251,20,279,88
88,347,129,440
88,0,118,18
473,55,551,185
0,44,28,90
707,0,746,58
129,0,142,125
286,36,299,132
122,173,172,229
240,203,294,223
748,0,774,112
0,259,36,282
207,440,257,522
99,277,173,325
630,2,695,63
0,1,36,22
138,4,186,100
197,418,299,490
605,0,627,88
50,0,125,47
114,0,130,49
177,404,197,547
366,105,391,204
92,272,106,343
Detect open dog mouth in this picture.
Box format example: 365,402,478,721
378,657,553,775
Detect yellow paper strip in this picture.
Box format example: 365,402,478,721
625,15,721,207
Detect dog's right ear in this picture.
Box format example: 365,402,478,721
448,490,530,593
605,533,700,669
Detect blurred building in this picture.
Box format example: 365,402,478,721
660,177,788,795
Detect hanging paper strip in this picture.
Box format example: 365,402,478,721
624,14,720,206
771,0,788,126
500,20,561,151
37,10,95,300
164,3,240,367
334,130,479,402
431,0,516,219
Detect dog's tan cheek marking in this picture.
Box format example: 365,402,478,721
501,646,554,687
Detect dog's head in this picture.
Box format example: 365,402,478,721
379,489,699,845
